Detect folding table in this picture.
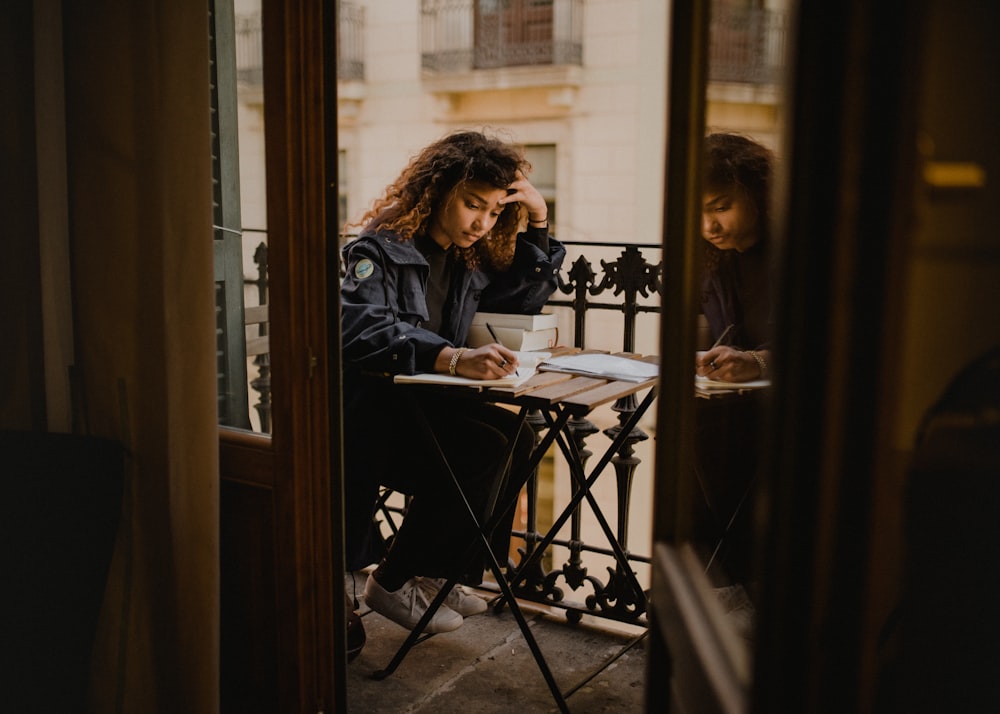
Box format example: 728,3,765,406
371,353,659,712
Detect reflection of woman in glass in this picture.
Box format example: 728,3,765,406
693,133,775,621
695,132,774,383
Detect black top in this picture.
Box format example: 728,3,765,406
701,241,772,350
414,234,453,336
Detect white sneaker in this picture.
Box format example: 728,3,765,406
363,575,463,633
419,577,489,617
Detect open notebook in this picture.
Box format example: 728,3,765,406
393,351,551,388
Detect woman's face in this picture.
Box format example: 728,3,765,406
429,181,508,250
701,185,760,252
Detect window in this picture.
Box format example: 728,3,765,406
338,149,349,237
475,0,554,68
212,0,251,430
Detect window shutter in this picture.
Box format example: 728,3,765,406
210,0,251,429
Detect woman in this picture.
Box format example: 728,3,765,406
695,132,774,383
692,133,776,595
340,130,565,633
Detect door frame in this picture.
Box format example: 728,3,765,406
219,0,345,711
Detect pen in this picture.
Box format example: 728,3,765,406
709,323,735,350
486,323,518,376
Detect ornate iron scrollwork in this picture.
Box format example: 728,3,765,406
509,241,661,626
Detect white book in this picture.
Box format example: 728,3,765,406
470,311,559,331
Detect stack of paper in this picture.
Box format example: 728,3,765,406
538,353,659,383
470,311,559,331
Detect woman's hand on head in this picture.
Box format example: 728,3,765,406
454,345,520,379
695,346,762,382
500,171,548,224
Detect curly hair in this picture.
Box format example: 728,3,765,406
701,132,774,275
351,130,530,271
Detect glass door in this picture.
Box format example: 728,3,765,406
648,0,794,710
214,0,343,710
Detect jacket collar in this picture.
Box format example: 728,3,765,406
349,229,428,266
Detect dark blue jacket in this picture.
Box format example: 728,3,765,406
339,224,565,569
341,225,565,377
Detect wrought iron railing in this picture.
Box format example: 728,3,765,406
505,241,661,625
420,0,583,73
549,241,663,352
709,5,788,85
247,235,270,433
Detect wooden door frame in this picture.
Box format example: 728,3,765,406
220,0,345,711
262,0,343,707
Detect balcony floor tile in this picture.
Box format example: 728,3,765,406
346,572,647,712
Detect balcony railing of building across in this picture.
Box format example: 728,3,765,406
244,238,662,626
709,4,788,85
420,0,583,73
235,2,366,85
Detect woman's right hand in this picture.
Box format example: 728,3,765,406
500,170,548,224
439,345,519,379
696,346,763,382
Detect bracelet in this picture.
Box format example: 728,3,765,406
528,217,548,227
448,348,467,376
745,350,768,379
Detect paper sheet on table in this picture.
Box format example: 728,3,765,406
393,351,550,388
538,353,659,382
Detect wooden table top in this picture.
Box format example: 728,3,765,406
483,351,659,417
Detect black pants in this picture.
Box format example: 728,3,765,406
692,394,761,586
346,393,535,583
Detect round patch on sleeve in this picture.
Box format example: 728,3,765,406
354,258,375,280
